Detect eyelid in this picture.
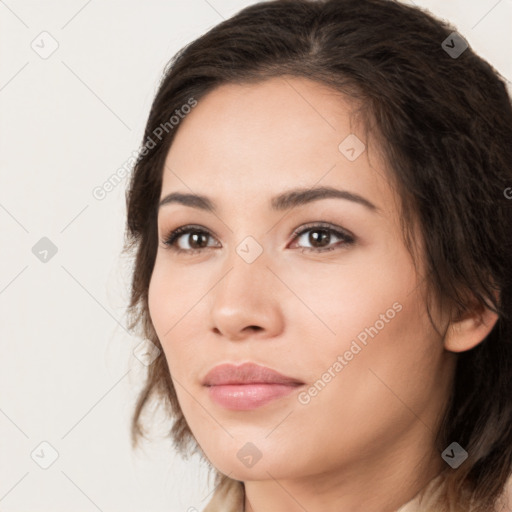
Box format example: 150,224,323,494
161,221,356,254
288,221,355,246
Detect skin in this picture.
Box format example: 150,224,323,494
148,76,499,512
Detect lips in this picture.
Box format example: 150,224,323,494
202,362,304,410
202,362,303,386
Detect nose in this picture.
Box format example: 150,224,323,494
209,246,284,342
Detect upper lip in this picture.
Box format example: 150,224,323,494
202,362,304,386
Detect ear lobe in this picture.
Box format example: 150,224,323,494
443,297,500,353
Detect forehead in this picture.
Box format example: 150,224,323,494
161,76,391,211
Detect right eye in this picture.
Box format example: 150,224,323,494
161,225,220,255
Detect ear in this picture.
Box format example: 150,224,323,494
443,291,500,353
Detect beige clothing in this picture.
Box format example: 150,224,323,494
203,473,512,512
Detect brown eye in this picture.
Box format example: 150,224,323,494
289,223,355,253
162,225,219,254
162,222,355,255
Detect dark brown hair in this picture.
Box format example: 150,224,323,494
123,0,512,509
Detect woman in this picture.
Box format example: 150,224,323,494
123,0,512,510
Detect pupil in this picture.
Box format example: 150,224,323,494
310,229,330,247
190,232,208,248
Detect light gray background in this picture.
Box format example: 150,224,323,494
1,1,511,511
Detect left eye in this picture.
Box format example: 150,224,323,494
289,223,355,253
161,223,355,254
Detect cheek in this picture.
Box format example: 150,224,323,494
147,265,168,339
328,285,435,398
281,296,438,471
148,257,193,336
293,244,434,408
147,261,206,382
289,242,416,354
147,264,182,367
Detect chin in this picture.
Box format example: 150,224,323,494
204,444,301,482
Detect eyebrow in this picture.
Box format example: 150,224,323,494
158,186,379,214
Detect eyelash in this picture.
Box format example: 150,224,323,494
161,222,355,255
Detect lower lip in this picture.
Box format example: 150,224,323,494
206,383,301,410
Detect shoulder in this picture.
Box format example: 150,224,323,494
397,472,512,512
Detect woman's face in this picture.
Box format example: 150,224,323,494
148,76,456,482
